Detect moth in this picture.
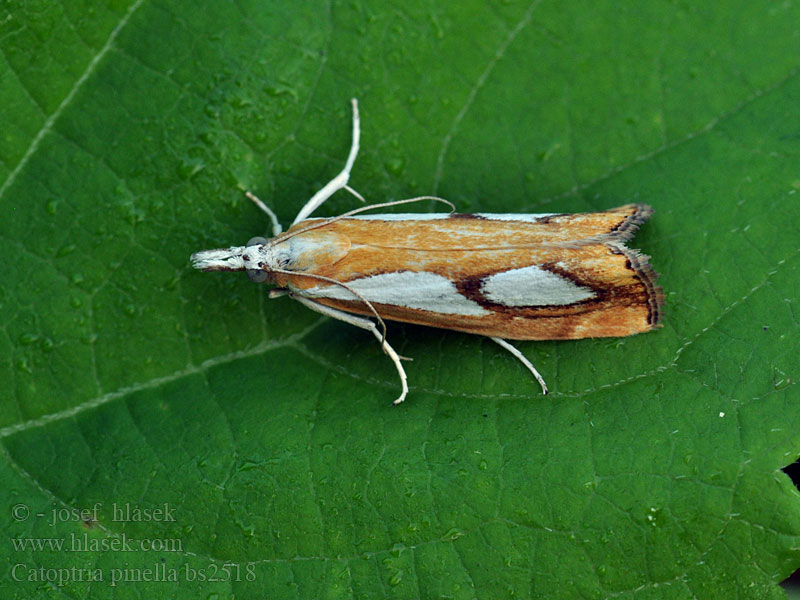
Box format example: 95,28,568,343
192,99,664,404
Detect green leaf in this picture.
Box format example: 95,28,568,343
2,1,799,598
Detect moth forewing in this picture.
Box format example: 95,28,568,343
191,98,663,404
273,205,662,341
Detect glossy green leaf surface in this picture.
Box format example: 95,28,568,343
2,1,800,598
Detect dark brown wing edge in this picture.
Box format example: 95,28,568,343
608,204,665,327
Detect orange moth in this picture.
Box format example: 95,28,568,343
191,99,663,404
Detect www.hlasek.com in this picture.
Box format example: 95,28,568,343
13,532,183,553
11,561,257,587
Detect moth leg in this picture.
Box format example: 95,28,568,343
292,98,361,225
267,288,290,299
292,295,409,405
489,337,549,395
245,191,282,236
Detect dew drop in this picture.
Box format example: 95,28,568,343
390,543,406,556
178,158,205,180
265,85,298,100
237,459,261,471
56,244,76,258
19,333,38,345
384,157,405,175
646,506,664,527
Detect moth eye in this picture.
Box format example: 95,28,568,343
246,236,268,246
247,269,269,283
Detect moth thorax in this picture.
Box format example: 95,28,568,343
280,230,351,271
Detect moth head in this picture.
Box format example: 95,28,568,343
244,236,270,282
190,235,275,283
